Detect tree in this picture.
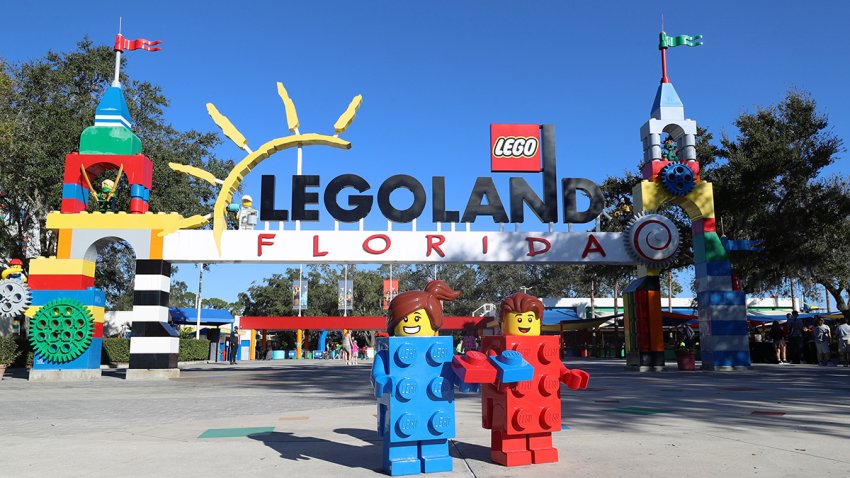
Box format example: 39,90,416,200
703,91,850,320
0,40,235,308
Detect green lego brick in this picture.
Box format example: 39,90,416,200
79,126,142,155
703,232,729,262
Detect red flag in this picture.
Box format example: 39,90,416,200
114,33,162,52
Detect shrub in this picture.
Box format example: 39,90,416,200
102,338,130,363
0,336,21,366
179,339,210,362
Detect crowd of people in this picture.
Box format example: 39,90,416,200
751,310,850,367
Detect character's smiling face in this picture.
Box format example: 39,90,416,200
503,311,540,336
393,308,437,337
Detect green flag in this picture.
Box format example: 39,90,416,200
659,32,703,50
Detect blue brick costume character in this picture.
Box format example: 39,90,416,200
371,280,533,476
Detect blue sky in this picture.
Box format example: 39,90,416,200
2,1,848,304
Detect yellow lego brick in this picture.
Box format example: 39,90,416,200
632,181,671,212
149,230,164,259
46,211,188,231
28,257,96,277
26,305,104,322
678,182,715,220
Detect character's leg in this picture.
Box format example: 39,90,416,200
419,438,452,473
490,430,532,466
528,432,559,464
383,440,421,476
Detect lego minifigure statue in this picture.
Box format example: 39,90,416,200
661,136,679,162
2,258,26,282
372,281,534,476
96,179,116,212
475,293,589,467
238,195,258,230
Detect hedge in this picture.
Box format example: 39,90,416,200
179,338,210,361
102,338,130,363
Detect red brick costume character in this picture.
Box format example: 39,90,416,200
479,293,589,466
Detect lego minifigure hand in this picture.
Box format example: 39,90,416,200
561,368,590,390
373,375,392,398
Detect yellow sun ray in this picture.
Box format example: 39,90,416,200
334,95,362,134
276,82,300,133
206,103,251,152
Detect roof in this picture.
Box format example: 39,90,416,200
169,308,234,326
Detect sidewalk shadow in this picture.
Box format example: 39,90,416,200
249,427,383,472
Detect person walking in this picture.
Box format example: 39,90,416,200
228,327,240,365
813,317,832,366
835,319,850,367
769,320,787,364
786,311,804,364
342,330,353,365
351,335,359,365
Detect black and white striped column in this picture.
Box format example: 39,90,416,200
129,260,178,369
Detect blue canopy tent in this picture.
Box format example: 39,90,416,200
169,308,235,326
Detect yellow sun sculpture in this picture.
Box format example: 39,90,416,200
169,82,362,253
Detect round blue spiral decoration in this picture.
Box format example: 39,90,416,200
660,163,696,196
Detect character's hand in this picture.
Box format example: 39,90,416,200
373,376,391,398
457,382,480,394
562,368,590,390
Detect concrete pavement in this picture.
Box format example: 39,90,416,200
1,359,848,477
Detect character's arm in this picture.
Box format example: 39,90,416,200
370,350,391,398
558,362,590,390
452,350,533,388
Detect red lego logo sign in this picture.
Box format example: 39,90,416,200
490,124,541,172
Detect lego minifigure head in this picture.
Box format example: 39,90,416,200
664,137,674,145
499,293,543,336
7,258,23,273
241,195,253,208
386,280,460,337
101,179,115,193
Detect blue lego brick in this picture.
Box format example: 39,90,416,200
62,183,89,202
697,290,745,307
487,350,534,383
383,441,421,476
695,275,732,293
31,288,106,308
694,261,732,278
706,350,751,368
373,336,457,444
698,305,747,322
32,338,102,370
709,335,749,351
708,320,748,336
130,184,150,200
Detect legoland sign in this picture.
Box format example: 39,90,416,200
159,124,674,265
256,125,603,226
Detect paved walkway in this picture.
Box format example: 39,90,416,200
1,359,848,477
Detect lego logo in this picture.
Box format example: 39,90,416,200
493,136,539,158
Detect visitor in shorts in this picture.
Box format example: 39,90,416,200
786,311,804,364
835,319,850,367
769,320,787,364
342,330,353,365
813,317,832,366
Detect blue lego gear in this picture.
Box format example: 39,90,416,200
660,162,695,196
488,350,534,384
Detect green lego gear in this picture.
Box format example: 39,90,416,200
29,298,94,364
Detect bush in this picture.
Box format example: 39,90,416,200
102,338,130,363
179,339,210,361
0,335,21,366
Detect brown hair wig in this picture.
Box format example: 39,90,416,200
386,280,460,335
499,293,544,325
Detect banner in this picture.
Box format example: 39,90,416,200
382,279,398,310
338,280,353,311
292,280,308,310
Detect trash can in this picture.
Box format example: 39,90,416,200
287,350,296,359
272,350,285,360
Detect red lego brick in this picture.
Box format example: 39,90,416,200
452,351,497,384
129,199,149,214
27,274,95,290
93,321,104,339
684,160,700,179
60,198,88,213
63,153,154,189
641,160,671,180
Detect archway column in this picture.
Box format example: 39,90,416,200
127,259,179,379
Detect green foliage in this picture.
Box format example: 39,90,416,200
0,335,21,366
179,339,210,361
101,338,130,363
170,279,197,308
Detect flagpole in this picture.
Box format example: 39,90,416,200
113,18,122,87
660,47,669,84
